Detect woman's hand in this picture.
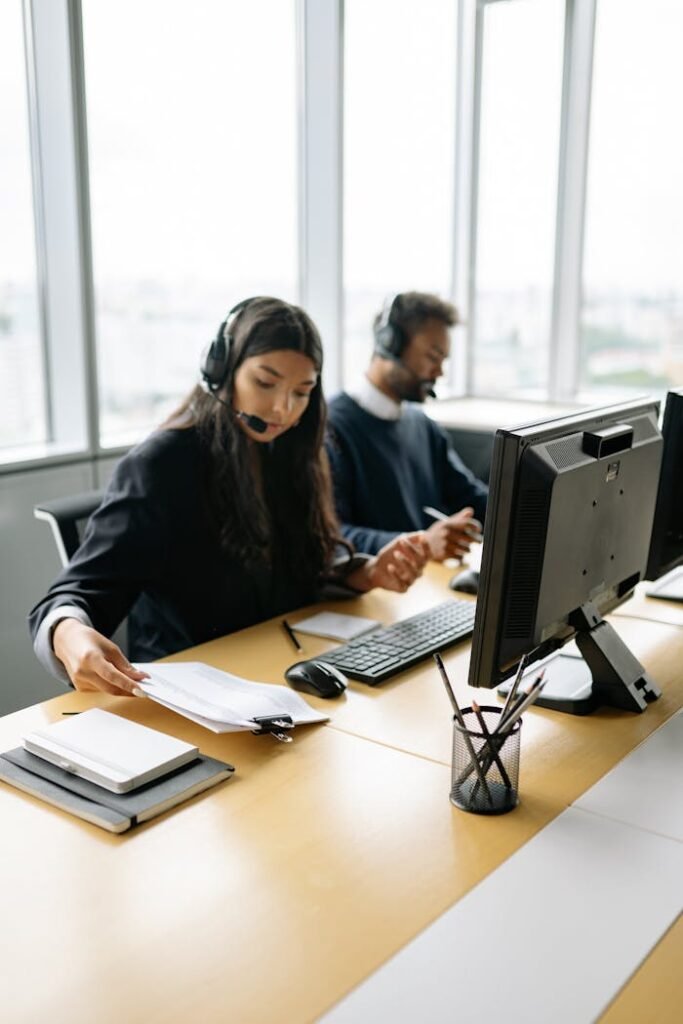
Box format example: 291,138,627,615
424,507,482,562
346,532,430,593
52,618,149,696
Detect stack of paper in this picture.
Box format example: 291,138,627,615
135,662,329,733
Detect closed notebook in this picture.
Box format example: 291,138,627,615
0,747,234,834
22,708,199,793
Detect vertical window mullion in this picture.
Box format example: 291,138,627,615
465,0,485,397
450,0,478,397
28,0,91,453
549,0,596,401
67,0,99,454
299,0,344,395
22,0,52,442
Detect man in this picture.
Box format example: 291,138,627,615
326,291,488,562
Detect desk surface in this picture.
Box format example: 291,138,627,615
2,566,682,1024
611,580,683,628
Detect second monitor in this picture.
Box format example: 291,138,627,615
645,387,683,602
468,397,664,715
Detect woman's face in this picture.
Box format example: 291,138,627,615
231,349,318,442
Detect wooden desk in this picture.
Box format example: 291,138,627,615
2,569,682,1023
0,697,553,1024
186,566,683,806
611,580,683,628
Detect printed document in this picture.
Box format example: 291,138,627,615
135,661,328,733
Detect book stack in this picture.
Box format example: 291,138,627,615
0,708,234,833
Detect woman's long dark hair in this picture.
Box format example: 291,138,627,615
164,297,344,584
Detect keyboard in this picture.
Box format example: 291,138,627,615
321,599,476,684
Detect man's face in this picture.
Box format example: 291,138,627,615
390,318,450,402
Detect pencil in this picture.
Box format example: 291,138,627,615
499,652,529,724
433,654,492,805
472,701,513,790
499,671,547,732
433,652,462,721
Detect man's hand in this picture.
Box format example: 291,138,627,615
52,618,149,696
346,532,430,593
425,507,482,562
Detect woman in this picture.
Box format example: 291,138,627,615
29,297,429,695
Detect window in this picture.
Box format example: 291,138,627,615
471,0,565,398
0,0,45,455
343,0,457,391
580,0,683,398
82,0,298,447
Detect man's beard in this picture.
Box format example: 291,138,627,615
386,363,433,403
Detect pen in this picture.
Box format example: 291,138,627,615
281,619,302,653
423,506,482,539
423,505,449,522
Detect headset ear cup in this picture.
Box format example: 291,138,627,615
201,296,263,390
375,323,398,358
373,293,406,360
201,327,229,389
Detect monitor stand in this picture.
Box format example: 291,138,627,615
645,565,683,603
497,602,662,716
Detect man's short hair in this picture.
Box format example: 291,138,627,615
373,292,458,342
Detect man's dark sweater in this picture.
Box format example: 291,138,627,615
326,392,488,554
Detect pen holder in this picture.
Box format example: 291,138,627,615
450,707,521,815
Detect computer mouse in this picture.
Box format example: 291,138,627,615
284,659,348,699
449,569,480,595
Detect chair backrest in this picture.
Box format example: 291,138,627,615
34,490,104,568
34,489,129,655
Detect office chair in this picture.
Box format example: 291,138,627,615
34,489,129,655
33,490,104,567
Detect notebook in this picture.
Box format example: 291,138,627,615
290,611,380,641
22,708,199,793
0,746,234,834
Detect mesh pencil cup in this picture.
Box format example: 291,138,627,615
450,706,521,814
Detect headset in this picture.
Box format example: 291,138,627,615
200,297,258,391
373,291,438,399
373,293,408,361
200,297,268,434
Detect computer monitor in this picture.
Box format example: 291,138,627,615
468,398,664,715
644,388,683,602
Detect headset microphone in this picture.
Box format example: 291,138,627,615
203,387,269,434
236,410,268,434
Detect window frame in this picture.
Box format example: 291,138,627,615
461,0,597,403
2,0,609,474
